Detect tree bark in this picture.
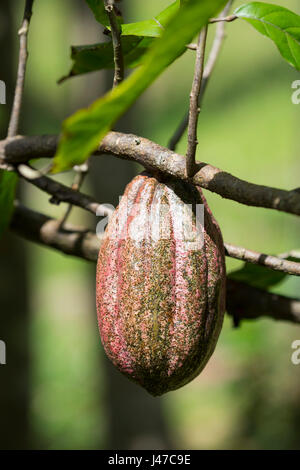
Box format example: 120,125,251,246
0,2,30,449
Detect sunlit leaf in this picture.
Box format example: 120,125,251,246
235,2,300,70
119,0,180,38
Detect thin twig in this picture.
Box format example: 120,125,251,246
209,14,237,24
2,132,300,218
202,0,233,90
225,243,300,276
104,0,124,87
16,163,113,217
59,161,89,227
7,0,34,138
186,26,208,178
169,1,233,151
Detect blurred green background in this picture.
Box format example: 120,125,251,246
0,0,300,449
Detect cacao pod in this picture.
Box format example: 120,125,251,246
96,172,226,396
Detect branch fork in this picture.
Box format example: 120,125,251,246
4,0,300,328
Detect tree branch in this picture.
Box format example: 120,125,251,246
224,243,300,276
186,27,208,177
2,132,300,218
10,162,300,275
97,133,300,218
226,279,300,325
104,0,124,87
9,205,300,325
0,135,58,162
7,0,34,138
11,203,102,261
5,0,299,328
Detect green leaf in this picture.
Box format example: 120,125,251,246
59,36,154,83
235,2,300,70
85,0,109,27
120,0,181,38
60,2,180,83
120,20,163,38
0,171,17,239
228,262,287,290
156,0,181,27
53,0,227,173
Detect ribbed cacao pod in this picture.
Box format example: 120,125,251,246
96,172,226,396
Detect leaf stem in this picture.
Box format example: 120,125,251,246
209,14,237,23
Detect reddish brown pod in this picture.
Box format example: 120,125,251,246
96,172,226,396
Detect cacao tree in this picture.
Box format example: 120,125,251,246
1,0,300,448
